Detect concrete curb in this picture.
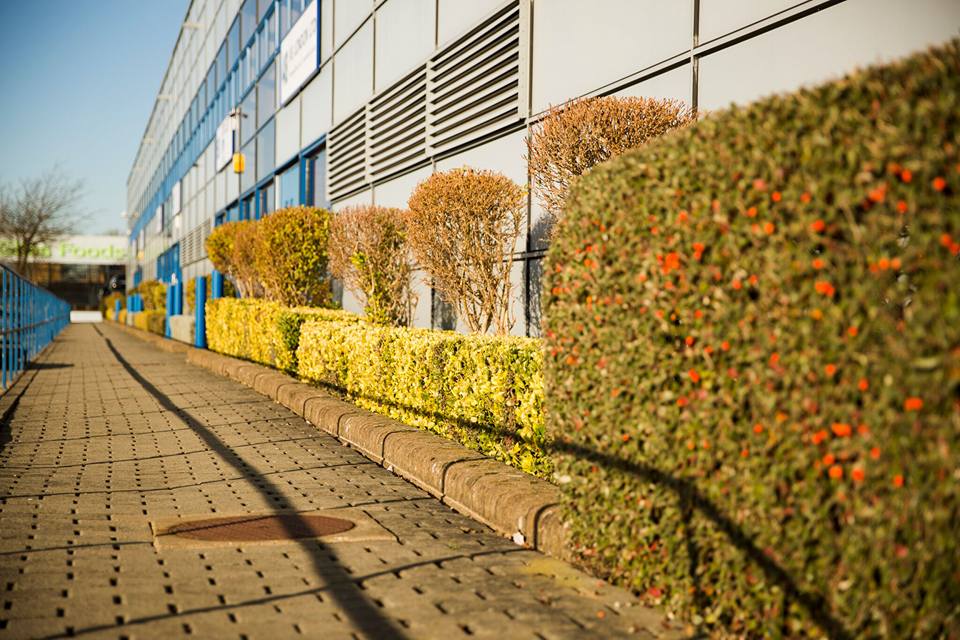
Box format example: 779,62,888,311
109,321,570,560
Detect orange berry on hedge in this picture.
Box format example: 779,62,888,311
801,191,812,203
831,422,852,437
852,467,865,483
688,369,701,384
893,474,904,488
823,453,836,466
745,206,757,218
900,169,912,183
721,341,730,351
811,219,826,233
811,430,829,445
847,326,858,337
732,279,742,291
824,363,837,377
828,465,843,480
890,257,901,270
753,423,764,435
741,448,749,458
771,191,782,202
896,200,908,214
870,447,881,460
858,378,869,392
763,221,775,234
940,233,953,248
904,397,924,411
812,258,825,270
933,176,947,191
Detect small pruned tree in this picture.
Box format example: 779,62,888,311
527,96,694,224
205,220,262,298
329,205,416,326
0,167,85,275
254,206,333,307
406,168,525,335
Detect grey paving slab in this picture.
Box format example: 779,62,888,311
0,324,679,639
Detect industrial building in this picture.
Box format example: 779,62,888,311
126,0,960,334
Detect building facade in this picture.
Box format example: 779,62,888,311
126,0,960,335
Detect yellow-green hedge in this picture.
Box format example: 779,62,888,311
205,298,358,372
297,320,548,476
118,309,127,324
132,310,166,335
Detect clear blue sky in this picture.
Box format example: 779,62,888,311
0,0,189,235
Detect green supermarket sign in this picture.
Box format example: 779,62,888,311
0,236,128,265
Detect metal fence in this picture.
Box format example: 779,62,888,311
1,264,71,391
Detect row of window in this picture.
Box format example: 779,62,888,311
132,0,310,245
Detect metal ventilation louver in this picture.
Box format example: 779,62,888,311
427,0,527,155
368,64,428,183
180,219,211,266
327,107,369,202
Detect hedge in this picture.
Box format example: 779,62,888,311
297,320,548,476
544,41,960,638
132,310,166,336
205,298,358,372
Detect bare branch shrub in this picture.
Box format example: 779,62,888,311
329,205,416,326
406,168,525,335
0,167,85,275
205,220,263,298
527,96,694,223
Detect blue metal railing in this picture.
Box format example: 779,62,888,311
1,264,71,391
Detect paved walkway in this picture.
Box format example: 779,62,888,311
0,324,673,639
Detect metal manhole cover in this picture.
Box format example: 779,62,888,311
164,514,355,541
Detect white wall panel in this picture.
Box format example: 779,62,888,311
699,0,801,44
334,0,372,50
437,0,501,46
332,187,373,211
532,0,691,113
301,65,332,146
374,165,432,208
375,0,435,92
698,0,960,111
435,129,526,185
226,169,240,204
613,64,692,105
411,270,432,329
276,98,301,165
508,259,525,336
215,170,227,211
333,22,374,124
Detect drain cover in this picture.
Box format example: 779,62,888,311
164,514,355,542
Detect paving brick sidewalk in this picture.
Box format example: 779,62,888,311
0,323,675,639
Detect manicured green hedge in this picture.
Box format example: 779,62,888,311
132,310,166,336
297,320,548,476
544,41,960,637
205,298,358,372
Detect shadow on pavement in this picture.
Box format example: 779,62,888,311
79,325,408,640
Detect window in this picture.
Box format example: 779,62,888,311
256,61,276,127
303,147,327,207
257,0,270,22
216,43,227,91
227,17,240,68
242,194,255,220
239,89,256,145
278,162,299,208
241,0,257,46
258,182,275,219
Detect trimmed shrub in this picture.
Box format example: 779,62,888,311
407,168,525,334
255,206,333,307
132,310,165,335
297,319,548,475
329,205,416,326
544,42,960,637
118,309,127,324
134,279,166,310
100,292,124,316
527,96,693,224
205,298,358,372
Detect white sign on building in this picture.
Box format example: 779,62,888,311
279,1,318,105
215,116,235,170
0,235,128,266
